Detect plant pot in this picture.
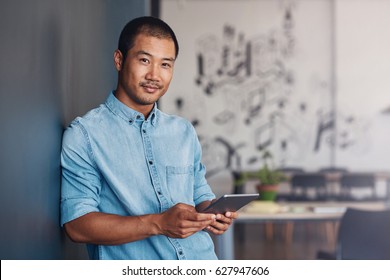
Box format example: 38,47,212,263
256,184,279,201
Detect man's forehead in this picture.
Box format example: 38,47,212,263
132,34,176,59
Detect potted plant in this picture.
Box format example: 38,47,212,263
254,166,284,201
236,150,285,201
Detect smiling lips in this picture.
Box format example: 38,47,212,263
140,82,162,93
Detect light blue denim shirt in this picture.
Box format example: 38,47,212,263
60,92,217,260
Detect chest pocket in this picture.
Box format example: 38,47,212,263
166,165,194,205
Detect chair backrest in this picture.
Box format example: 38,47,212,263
290,173,327,201
277,167,305,173
319,167,348,173
339,173,377,201
336,208,390,259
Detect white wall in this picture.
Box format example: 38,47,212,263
160,0,390,193
336,0,390,170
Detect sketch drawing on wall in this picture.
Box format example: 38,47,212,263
161,0,374,179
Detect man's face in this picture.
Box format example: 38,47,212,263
114,34,176,115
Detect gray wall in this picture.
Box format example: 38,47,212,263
0,0,148,259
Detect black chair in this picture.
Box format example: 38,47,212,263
339,173,378,201
277,167,305,173
318,208,390,259
318,167,348,200
290,173,328,201
319,167,348,173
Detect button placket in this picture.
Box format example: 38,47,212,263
169,238,187,260
141,123,170,211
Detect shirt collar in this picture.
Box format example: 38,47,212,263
105,91,158,126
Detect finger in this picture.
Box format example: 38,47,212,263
174,221,214,238
205,225,226,235
185,211,216,222
176,203,217,221
209,220,229,231
215,214,233,225
224,211,238,219
179,218,215,231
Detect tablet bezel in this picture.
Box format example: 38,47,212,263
201,193,259,214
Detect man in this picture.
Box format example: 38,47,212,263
60,16,237,260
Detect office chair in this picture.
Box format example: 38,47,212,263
290,173,328,201
339,173,378,201
281,173,330,245
318,208,390,259
318,167,348,200
276,167,305,173
319,167,348,173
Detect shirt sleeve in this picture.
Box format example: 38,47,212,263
191,125,216,206
60,120,102,226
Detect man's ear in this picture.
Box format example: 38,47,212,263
114,50,123,71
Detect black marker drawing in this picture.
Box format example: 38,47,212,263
166,2,370,178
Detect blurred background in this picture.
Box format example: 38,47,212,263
1,0,390,260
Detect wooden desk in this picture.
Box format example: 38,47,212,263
215,200,388,260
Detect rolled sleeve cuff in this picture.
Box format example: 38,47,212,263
60,198,99,227
194,184,216,206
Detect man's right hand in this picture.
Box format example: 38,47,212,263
155,203,216,238
63,203,216,245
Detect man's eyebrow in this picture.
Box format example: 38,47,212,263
136,50,175,62
137,50,152,57
163,57,176,62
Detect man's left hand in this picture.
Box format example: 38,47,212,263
205,211,238,235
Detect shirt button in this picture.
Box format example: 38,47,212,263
136,115,141,119
179,251,183,255
157,191,162,195
129,119,133,124
149,160,153,165
142,129,146,133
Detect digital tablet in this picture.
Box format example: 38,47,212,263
201,194,259,214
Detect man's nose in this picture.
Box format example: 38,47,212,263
145,64,160,81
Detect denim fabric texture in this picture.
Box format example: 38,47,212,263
60,92,217,260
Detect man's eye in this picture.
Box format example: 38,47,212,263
162,63,172,68
140,58,149,63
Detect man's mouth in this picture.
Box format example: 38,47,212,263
140,82,162,93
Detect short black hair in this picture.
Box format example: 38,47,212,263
118,16,179,61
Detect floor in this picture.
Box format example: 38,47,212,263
231,222,337,260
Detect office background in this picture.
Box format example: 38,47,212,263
1,0,389,259
160,0,390,193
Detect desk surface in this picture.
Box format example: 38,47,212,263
237,201,388,222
